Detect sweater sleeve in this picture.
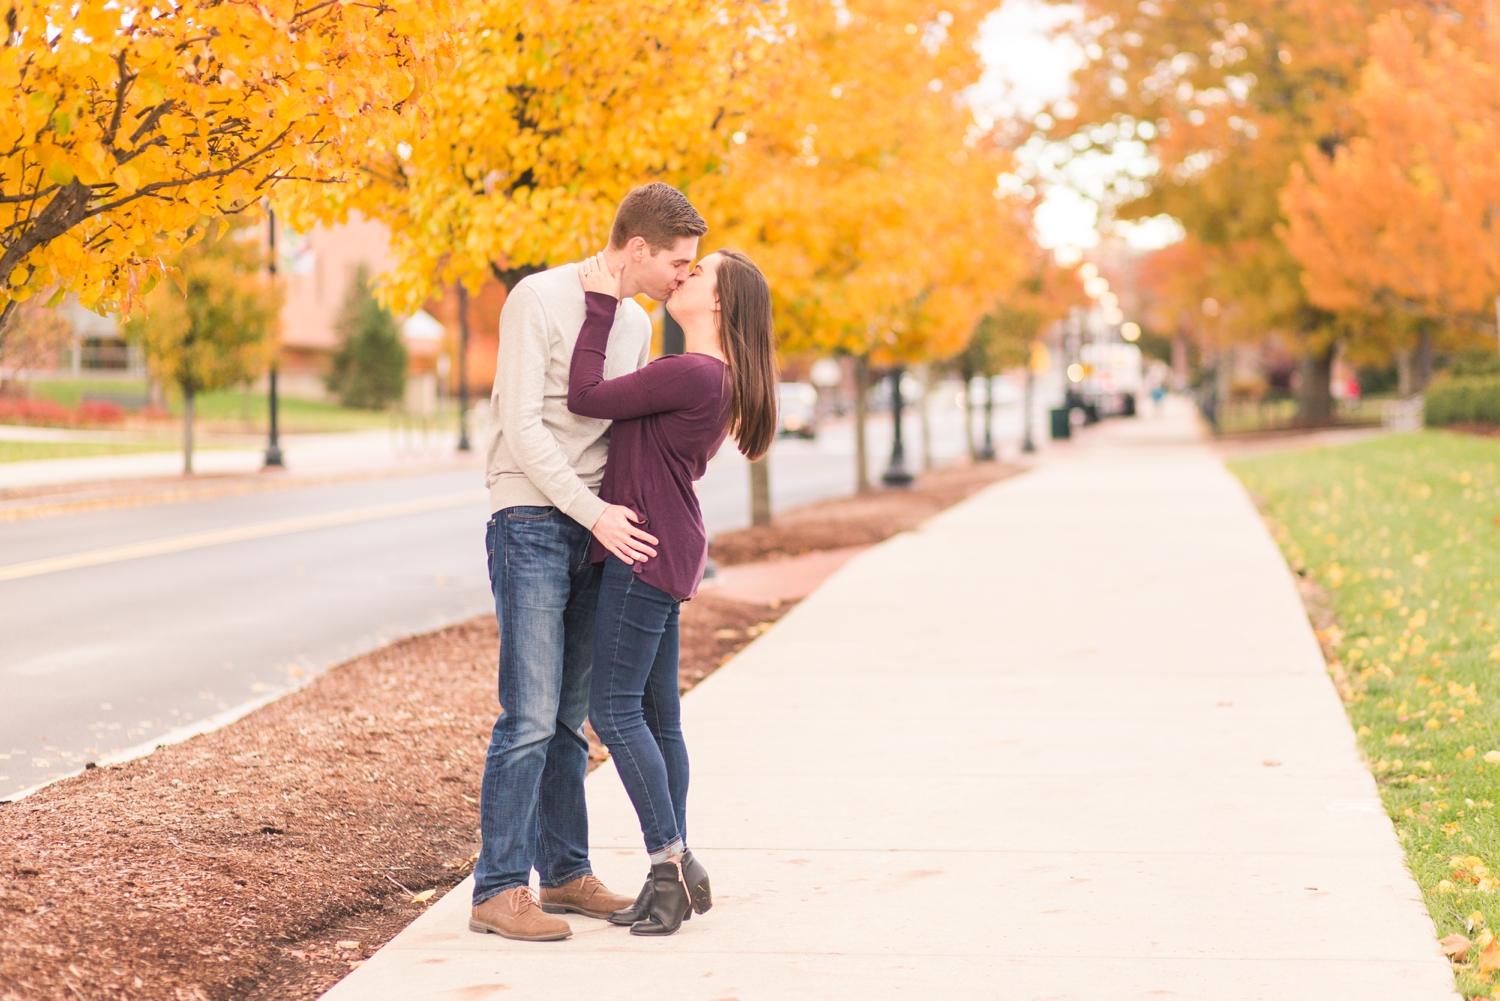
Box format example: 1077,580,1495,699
497,285,609,529
569,292,713,420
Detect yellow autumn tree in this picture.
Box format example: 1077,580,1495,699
1281,9,1500,339
323,0,775,308
125,222,280,474
687,0,1027,488
0,0,456,348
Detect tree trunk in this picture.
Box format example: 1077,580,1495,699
918,364,934,472
749,455,771,527
1414,328,1434,392
1172,332,1190,391
1395,349,1413,398
662,310,685,356
854,355,871,495
182,386,196,475
1297,344,1336,424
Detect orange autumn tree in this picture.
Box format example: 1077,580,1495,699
1056,0,1400,417
1282,9,1500,349
0,0,456,348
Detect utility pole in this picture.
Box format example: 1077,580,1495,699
456,284,472,452
263,208,284,469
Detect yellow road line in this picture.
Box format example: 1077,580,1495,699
0,489,488,583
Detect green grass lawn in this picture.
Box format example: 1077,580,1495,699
26,379,401,432
1232,431,1500,997
0,440,179,463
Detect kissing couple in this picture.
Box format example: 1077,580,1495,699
467,183,777,940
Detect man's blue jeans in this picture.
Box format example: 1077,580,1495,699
473,506,602,905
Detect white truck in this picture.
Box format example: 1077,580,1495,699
1079,342,1144,417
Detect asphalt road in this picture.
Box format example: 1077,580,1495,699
0,388,1023,798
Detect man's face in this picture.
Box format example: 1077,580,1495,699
626,235,700,302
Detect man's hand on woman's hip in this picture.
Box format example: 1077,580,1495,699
593,505,658,564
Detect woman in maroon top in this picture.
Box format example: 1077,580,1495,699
568,249,776,936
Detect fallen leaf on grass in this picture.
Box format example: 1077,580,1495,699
1484,751,1500,764
411,889,435,904
1479,937,1500,975
1439,933,1471,960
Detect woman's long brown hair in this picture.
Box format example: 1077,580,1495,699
713,249,778,461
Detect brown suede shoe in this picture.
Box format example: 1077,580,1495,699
539,873,637,919
469,887,571,941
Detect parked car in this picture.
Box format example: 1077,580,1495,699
778,382,819,438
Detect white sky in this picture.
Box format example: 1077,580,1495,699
971,0,1183,254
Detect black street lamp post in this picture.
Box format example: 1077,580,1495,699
881,367,914,488
977,375,997,460
456,284,472,452
263,209,284,469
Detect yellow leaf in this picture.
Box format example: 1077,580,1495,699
45,159,74,186
411,889,435,903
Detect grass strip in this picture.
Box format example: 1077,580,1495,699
1231,431,1500,999
0,440,179,463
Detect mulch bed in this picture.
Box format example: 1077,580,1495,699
709,460,1020,565
0,459,1017,1001
1442,422,1500,438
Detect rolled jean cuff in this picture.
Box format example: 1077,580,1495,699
648,838,685,865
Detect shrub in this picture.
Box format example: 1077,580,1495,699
75,400,126,424
0,397,125,427
1425,376,1500,427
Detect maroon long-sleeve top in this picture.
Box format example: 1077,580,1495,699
568,291,730,600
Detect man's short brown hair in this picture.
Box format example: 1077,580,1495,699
608,183,708,252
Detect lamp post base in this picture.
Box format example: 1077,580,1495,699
881,463,914,488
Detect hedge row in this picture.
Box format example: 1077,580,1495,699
1425,376,1500,427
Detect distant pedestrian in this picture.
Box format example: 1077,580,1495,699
470,183,706,942
568,247,778,935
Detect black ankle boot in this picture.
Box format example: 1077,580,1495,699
630,860,691,936
608,875,651,926
682,849,712,914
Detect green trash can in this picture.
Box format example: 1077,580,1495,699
1049,408,1071,440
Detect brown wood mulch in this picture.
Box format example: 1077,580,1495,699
709,460,1020,565
1442,422,1500,438
0,458,1020,1001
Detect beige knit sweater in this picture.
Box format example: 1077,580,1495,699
484,264,652,527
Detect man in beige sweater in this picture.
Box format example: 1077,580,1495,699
469,184,708,942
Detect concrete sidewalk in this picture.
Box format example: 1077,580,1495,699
323,400,1454,1000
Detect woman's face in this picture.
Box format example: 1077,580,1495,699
665,253,720,325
